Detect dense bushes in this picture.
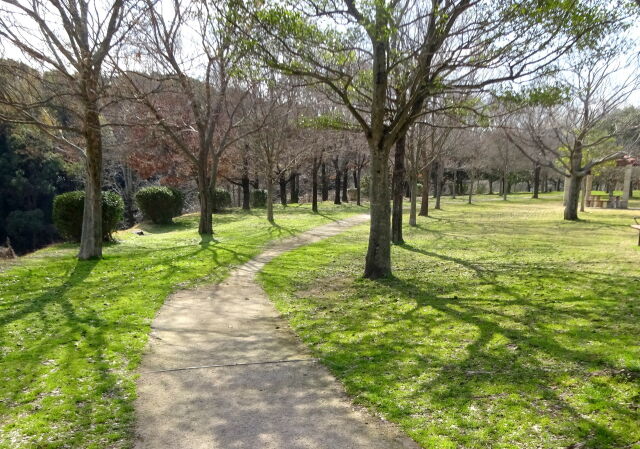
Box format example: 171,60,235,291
53,191,124,242
251,189,267,208
213,188,232,212
135,186,183,224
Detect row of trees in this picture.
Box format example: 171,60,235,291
0,0,637,278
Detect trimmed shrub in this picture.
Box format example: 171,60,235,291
168,187,184,217
53,191,124,242
135,186,183,224
251,189,267,208
213,188,232,212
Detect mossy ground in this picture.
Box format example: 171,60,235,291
259,193,640,449
0,203,363,448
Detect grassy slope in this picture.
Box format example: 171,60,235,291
0,204,364,449
259,193,640,449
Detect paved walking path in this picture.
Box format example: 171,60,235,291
134,214,418,449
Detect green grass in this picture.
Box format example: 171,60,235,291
259,193,640,449
0,203,364,449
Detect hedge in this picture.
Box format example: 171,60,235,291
213,188,232,212
135,186,183,224
53,191,124,242
251,189,267,208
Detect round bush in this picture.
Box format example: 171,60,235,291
251,189,267,208
135,186,183,224
53,191,124,242
213,188,232,212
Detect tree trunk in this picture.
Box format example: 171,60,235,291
208,155,220,214
321,162,328,201
342,169,349,202
312,157,319,213
580,176,587,212
197,164,212,235
279,173,287,206
241,152,251,210
451,168,457,199
122,162,136,227
78,96,103,259
564,173,582,220
290,171,299,203
333,157,342,205
502,172,508,201
391,135,406,244
489,179,494,195
468,171,475,204
354,168,362,206
266,176,274,223
364,145,391,279
409,169,417,226
419,162,431,217
435,159,444,210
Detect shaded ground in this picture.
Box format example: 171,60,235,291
0,203,364,448
135,214,418,449
259,194,640,449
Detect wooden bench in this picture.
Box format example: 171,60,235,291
632,217,640,246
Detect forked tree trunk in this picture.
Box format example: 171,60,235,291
419,162,431,217
364,145,391,279
78,96,103,260
391,135,406,244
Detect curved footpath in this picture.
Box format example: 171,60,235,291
134,214,418,449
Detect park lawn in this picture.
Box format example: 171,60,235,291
0,203,364,449
259,193,640,449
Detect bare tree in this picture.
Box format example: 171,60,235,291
118,0,255,235
0,0,141,259
505,49,639,219
243,0,619,278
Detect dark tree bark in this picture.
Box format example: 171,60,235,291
279,172,287,206
489,179,494,195
532,163,541,199
451,167,457,199
290,171,299,203
391,135,406,244
197,165,212,235
333,157,342,205
321,161,329,201
354,169,362,206
312,156,320,212
342,169,349,202
435,159,444,210
266,176,274,223
419,162,431,216
364,145,391,279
